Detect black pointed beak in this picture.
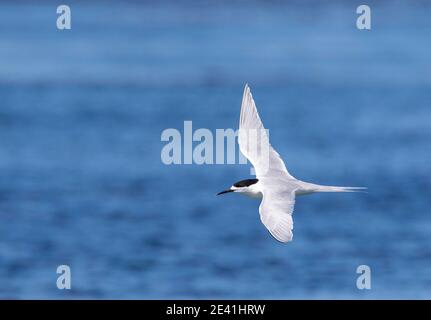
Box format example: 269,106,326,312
217,189,234,196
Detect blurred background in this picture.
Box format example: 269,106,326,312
0,0,430,299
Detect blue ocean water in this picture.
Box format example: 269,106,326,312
0,1,431,299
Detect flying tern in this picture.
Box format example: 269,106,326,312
217,84,365,243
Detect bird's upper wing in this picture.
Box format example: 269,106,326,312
259,189,296,243
238,84,295,179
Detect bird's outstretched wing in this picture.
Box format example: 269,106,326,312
259,190,295,243
239,84,297,242
238,84,295,179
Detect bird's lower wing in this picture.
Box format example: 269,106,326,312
259,190,296,243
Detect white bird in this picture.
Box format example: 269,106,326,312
217,84,365,243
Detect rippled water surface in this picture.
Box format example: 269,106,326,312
0,1,430,298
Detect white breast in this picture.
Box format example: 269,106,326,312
235,184,263,199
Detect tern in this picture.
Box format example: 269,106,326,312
217,84,365,243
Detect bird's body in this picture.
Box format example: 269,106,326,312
217,84,365,243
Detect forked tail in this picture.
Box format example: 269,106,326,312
313,185,367,193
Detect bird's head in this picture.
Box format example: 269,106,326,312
217,178,259,196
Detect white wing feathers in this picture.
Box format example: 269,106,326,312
259,191,295,243
238,84,295,179
238,84,296,243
